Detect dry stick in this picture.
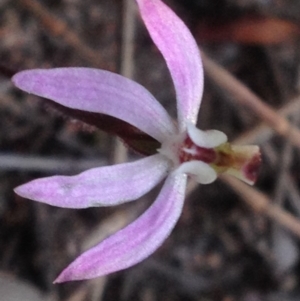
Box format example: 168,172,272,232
286,174,300,216
273,115,298,204
0,153,105,173
221,175,300,238
201,51,300,149
233,94,300,145
64,285,89,301
112,0,135,164
17,0,110,69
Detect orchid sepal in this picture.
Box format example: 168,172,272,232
54,173,187,282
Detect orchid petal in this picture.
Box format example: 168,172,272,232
187,123,227,148
15,154,170,208
136,0,204,131
12,68,176,142
176,161,217,184
54,173,187,282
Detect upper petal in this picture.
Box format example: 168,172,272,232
54,172,187,282
136,0,204,131
14,154,170,208
176,161,217,184
12,68,176,142
187,123,227,148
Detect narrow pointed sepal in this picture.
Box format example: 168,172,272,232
12,68,176,143
136,0,204,130
14,154,170,208
54,173,187,282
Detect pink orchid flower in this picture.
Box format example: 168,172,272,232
13,0,261,282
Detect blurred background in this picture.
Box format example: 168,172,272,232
1,0,300,300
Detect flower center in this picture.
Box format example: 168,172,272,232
158,123,261,185
178,135,217,164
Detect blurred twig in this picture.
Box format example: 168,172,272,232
112,0,136,164
222,175,300,239
0,153,105,174
201,51,300,149
17,0,110,69
63,285,89,301
233,94,300,145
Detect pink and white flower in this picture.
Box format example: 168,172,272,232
12,0,260,282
